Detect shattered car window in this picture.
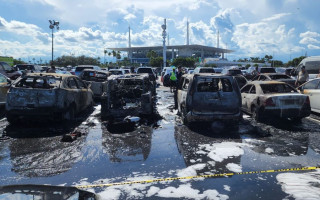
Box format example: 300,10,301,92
110,70,123,75
15,76,59,88
199,68,215,73
0,74,8,83
261,84,297,94
196,78,233,92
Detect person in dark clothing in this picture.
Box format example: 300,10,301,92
174,66,184,109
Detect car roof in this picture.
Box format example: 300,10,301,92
261,73,289,76
26,73,76,78
183,73,233,79
250,80,287,85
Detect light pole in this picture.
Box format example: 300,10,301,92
161,19,167,71
49,20,60,65
104,48,107,66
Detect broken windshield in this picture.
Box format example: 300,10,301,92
15,76,60,89
196,78,233,92
261,84,297,94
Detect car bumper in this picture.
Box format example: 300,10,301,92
6,107,66,119
187,110,242,122
263,106,311,118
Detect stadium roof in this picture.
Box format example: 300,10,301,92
108,44,233,54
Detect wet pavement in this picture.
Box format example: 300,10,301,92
0,86,320,199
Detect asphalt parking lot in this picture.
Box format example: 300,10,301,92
0,86,320,199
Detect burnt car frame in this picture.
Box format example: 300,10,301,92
101,74,155,122
6,73,94,124
79,69,110,99
241,81,310,121
177,73,242,126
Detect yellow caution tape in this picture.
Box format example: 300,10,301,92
75,166,320,189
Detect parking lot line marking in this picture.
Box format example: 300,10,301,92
75,166,320,189
307,117,320,124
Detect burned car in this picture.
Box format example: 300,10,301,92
6,73,94,124
241,81,310,121
79,69,109,99
101,74,155,122
177,74,242,126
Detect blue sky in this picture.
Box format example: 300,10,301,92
1,0,320,64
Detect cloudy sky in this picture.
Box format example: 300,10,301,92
1,0,320,64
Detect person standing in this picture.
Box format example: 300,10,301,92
295,66,309,86
170,67,177,93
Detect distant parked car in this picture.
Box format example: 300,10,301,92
247,67,276,80
241,81,310,121
79,69,109,99
276,67,293,76
108,69,126,76
298,78,320,113
14,64,42,73
221,68,243,76
136,67,157,82
177,74,242,126
193,67,215,74
162,67,173,87
6,73,94,124
75,65,101,76
251,73,296,86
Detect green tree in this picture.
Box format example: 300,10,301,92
146,50,158,59
245,64,251,68
171,57,196,68
150,57,168,68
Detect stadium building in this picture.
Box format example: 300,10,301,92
108,22,233,65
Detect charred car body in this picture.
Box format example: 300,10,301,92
177,74,242,125
6,73,94,124
241,81,310,121
79,69,109,99
101,74,155,122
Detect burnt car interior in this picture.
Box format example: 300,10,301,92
260,84,297,94
14,76,59,89
196,78,233,92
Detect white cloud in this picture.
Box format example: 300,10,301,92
300,31,320,38
308,44,320,50
299,31,320,50
124,13,137,21
232,18,303,56
262,13,291,22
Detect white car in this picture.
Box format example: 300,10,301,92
241,81,311,121
298,78,320,113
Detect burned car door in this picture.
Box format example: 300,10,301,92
241,84,252,112
246,85,257,112
66,77,82,112
177,77,189,113
75,77,91,110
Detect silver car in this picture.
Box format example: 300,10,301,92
241,81,310,121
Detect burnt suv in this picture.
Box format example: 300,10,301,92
101,74,155,122
177,74,242,126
